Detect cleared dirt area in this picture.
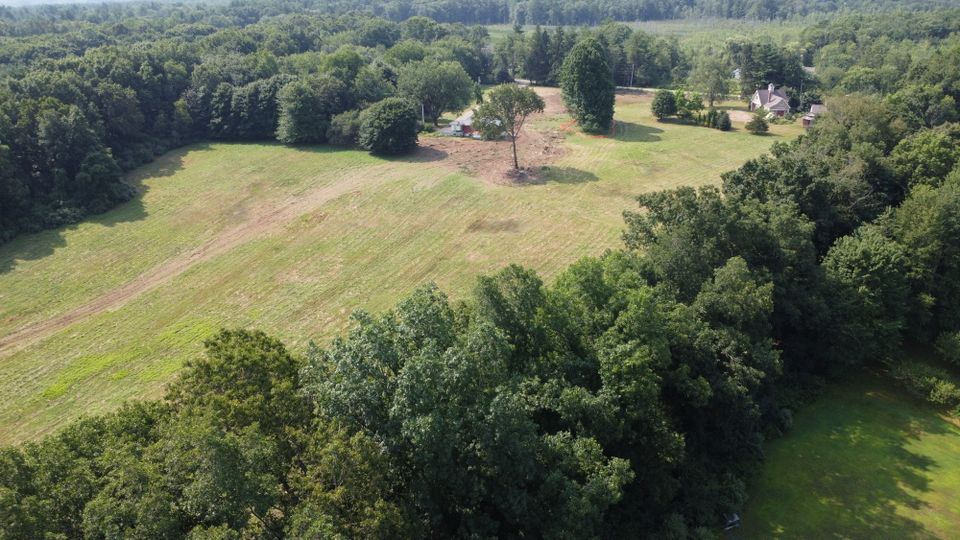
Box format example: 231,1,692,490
728,109,755,122
419,87,568,184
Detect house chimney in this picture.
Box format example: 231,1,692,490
768,82,776,94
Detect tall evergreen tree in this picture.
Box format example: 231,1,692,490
560,37,615,133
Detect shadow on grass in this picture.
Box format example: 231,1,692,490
0,143,210,274
401,146,449,163
741,373,954,539
538,166,599,184
611,121,663,142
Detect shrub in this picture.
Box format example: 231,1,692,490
716,111,732,131
651,89,676,120
936,331,960,366
358,97,419,155
326,110,362,146
702,108,718,128
889,360,960,414
745,112,769,135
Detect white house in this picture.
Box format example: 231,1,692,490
749,83,790,117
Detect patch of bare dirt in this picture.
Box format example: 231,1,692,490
418,86,568,185
537,86,566,115
727,110,754,123
614,89,652,105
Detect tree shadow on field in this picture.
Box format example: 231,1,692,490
402,145,448,163
538,166,599,185
0,143,208,274
611,121,663,142
741,374,956,539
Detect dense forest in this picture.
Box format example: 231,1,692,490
2,0,960,27
2,2,960,538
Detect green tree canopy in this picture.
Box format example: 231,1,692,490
276,75,348,144
651,89,677,120
357,97,419,155
473,84,545,169
560,37,615,133
397,59,473,125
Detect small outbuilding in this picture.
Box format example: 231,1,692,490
749,83,790,117
802,104,827,129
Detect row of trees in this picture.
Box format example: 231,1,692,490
494,23,685,88
4,0,953,40
652,89,732,130
3,86,959,538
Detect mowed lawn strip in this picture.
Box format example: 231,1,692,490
741,372,960,539
0,95,798,443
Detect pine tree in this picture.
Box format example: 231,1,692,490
524,26,552,84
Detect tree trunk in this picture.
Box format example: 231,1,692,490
511,135,519,169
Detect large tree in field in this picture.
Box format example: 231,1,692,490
474,84,545,169
560,37,614,133
397,59,473,125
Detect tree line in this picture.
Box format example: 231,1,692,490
3,0,957,37
494,23,686,88
10,2,960,244
0,13,488,243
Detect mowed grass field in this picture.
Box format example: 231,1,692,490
741,373,960,539
0,93,801,444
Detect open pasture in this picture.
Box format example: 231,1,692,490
0,90,800,443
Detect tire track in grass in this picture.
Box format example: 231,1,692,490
0,168,384,357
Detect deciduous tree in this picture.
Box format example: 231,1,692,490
473,84,545,169
357,97,419,155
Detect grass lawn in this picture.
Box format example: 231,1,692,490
0,93,800,444
741,373,960,539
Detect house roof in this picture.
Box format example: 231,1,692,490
809,104,827,115
754,88,790,110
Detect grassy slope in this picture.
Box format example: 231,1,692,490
0,96,801,444
741,373,960,539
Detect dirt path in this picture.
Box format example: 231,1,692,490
0,170,380,357
727,110,754,123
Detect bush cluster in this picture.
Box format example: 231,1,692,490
889,360,960,414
